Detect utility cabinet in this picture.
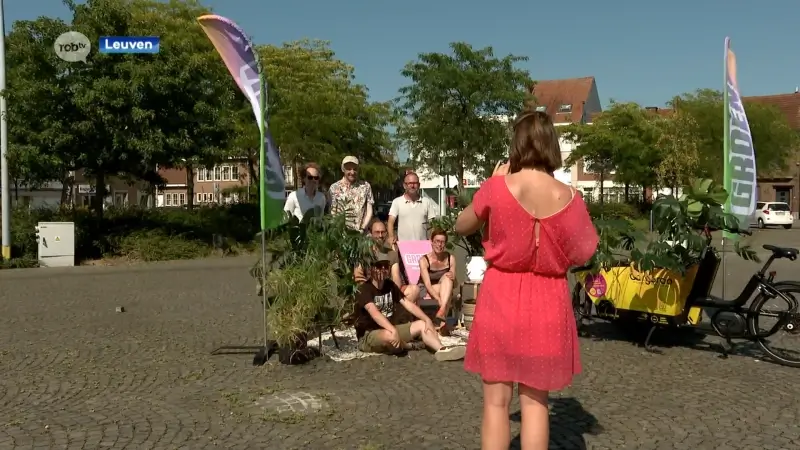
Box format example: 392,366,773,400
36,222,76,267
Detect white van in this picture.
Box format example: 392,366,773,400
752,202,793,229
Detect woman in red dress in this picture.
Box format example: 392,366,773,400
455,111,599,450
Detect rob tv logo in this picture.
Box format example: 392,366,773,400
99,36,160,54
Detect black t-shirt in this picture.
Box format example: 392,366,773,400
354,279,404,339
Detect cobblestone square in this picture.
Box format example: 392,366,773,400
1,229,799,449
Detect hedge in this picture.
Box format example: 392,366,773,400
1,204,260,268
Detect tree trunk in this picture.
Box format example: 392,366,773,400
292,157,299,189
92,171,106,219
457,165,465,192
59,172,71,206
186,165,195,210
624,183,630,203
13,180,18,201
247,155,258,200
598,172,605,206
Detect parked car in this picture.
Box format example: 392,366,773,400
751,202,793,229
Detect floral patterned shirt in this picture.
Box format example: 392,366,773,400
329,179,374,230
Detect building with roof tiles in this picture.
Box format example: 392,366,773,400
416,76,603,203
528,76,604,196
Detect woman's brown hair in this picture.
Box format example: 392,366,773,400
508,110,562,174
300,162,321,184
430,228,448,241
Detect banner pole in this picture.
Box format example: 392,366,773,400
721,38,730,303
259,74,268,349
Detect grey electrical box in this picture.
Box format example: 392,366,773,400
36,222,76,267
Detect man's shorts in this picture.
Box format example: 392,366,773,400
358,322,414,353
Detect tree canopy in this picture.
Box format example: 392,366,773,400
669,89,799,181
4,0,399,215
561,93,797,203
396,42,533,189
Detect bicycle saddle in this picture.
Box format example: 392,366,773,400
763,244,799,260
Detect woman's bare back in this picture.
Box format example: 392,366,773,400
504,170,574,218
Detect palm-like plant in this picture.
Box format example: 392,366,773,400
429,189,484,257
253,212,374,347
588,178,758,275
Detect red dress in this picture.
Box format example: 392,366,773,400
464,177,599,391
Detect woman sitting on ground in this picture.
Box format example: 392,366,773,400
418,228,456,330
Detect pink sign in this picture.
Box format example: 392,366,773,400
395,240,432,285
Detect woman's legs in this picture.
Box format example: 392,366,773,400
428,277,454,318
437,276,454,316
518,384,549,450
481,380,513,450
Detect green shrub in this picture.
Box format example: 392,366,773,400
114,230,210,262
0,255,38,269
587,202,642,221
4,203,261,266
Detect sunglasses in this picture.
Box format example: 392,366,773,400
306,175,320,181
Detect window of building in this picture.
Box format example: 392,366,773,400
165,194,172,206
222,166,231,181
196,193,203,203
231,165,239,181
179,193,185,205
205,168,213,181
558,104,572,113
214,166,221,181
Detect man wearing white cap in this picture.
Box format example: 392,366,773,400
329,156,375,231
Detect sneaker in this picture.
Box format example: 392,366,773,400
434,345,466,362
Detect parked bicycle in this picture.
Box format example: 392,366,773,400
572,230,800,367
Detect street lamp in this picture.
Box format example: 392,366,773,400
0,0,10,261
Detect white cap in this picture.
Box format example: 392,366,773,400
341,156,359,170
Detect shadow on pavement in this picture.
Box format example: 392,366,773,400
510,397,601,449
579,319,780,364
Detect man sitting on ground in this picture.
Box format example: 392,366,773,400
353,253,466,360
354,219,422,303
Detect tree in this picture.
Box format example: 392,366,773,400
561,102,662,203
5,0,235,215
396,42,533,190
4,16,75,202
228,40,398,190
652,111,701,191
560,121,617,205
669,89,799,181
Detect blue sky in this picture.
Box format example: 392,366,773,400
6,1,798,108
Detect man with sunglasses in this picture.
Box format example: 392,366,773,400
354,219,422,301
283,162,326,221
387,172,439,245
353,253,466,360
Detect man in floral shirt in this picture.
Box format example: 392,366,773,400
329,156,374,231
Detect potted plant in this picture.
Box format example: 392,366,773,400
256,212,373,364
587,178,757,275
430,189,487,282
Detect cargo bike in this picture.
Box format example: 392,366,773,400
571,226,800,368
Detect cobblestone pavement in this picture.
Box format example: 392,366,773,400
1,229,799,450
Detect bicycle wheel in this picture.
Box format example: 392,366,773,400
572,283,590,332
747,283,800,368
